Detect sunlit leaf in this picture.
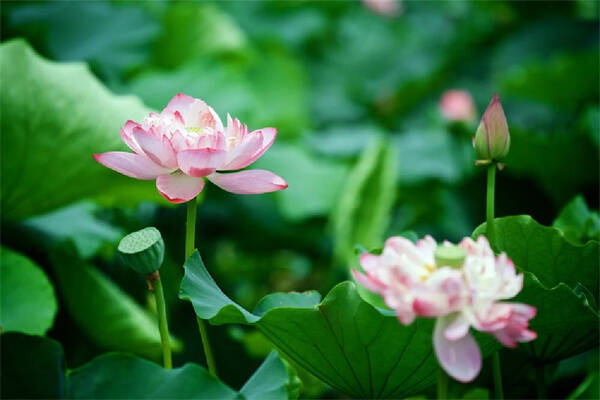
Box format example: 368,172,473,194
0,40,160,220
0,247,57,335
180,251,499,399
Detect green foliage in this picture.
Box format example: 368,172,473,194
180,251,499,399
253,143,349,221
0,247,57,335
1,333,296,400
49,246,180,359
23,201,124,259
0,333,65,399
332,136,397,268
0,40,160,220
553,196,600,245
473,216,599,363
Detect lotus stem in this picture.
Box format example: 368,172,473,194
492,351,504,399
147,271,172,369
438,368,449,400
486,163,497,249
186,196,218,377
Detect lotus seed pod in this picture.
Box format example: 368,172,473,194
434,244,466,269
118,227,165,274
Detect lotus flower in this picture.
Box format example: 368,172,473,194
94,94,287,203
353,235,536,382
363,0,402,17
473,93,510,164
439,90,476,122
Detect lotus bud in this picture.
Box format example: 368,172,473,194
434,244,466,269
473,93,510,165
118,227,165,274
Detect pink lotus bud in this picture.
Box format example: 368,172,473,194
363,0,402,17
473,93,510,163
439,90,476,122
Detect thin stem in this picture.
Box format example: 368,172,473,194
486,163,497,249
149,272,172,369
535,364,547,399
185,196,218,377
438,368,448,400
492,351,504,399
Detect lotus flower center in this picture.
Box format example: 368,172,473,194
434,245,466,269
187,127,204,134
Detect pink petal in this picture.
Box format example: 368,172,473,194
207,170,287,194
156,172,205,204
132,128,178,169
352,269,386,293
177,149,226,177
93,152,172,180
360,253,380,272
120,120,143,153
221,132,264,171
434,316,482,383
444,313,470,341
238,128,277,167
162,94,223,131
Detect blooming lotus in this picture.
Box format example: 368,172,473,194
352,235,536,382
94,94,287,203
439,89,476,122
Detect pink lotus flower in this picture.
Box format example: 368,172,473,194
363,0,402,17
94,94,288,203
439,90,476,122
353,235,536,382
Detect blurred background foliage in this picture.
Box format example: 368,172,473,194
0,0,598,398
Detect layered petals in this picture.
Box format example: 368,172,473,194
177,149,226,177
208,170,288,194
95,94,286,204
434,316,481,383
93,152,172,180
132,128,178,169
156,172,205,203
353,233,537,382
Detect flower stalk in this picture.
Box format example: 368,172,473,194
437,368,449,400
147,271,172,369
186,197,218,377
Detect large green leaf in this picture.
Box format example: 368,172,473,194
0,247,57,335
473,215,599,298
0,39,160,220
0,333,66,399
473,216,599,363
332,136,397,268
180,251,499,399
553,196,600,246
1,333,296,399
49,247,180,359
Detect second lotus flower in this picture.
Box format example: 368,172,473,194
353,235,536,382
94,94,288,203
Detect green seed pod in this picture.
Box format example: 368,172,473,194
118,227,165,274
434,244,466,269
473,93,510,164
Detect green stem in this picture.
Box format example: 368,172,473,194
536,364,547,399
149,272,172,369
438,368,448,400
486,163,497,249
185,196,218,377
492,352,504,399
